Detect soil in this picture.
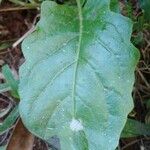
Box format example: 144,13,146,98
0,0,150,150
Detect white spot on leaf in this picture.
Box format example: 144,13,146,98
70,118,83,132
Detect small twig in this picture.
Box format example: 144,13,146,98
136,68,150,89
0,93,16,104
12,26,36,48
0,50,10,55
0,131,9,145
0,6,38,12
12,14,40,48
122,139,143,150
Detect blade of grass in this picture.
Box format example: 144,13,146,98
0,83,11,93
0,106,19,134
2,65,19,99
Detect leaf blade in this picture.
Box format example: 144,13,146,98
2,65,19,99
19,1,140,149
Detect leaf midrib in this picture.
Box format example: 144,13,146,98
72,0,83,117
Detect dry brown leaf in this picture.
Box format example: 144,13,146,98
6,118,34,150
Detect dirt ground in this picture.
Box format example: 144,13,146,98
0,0,150,150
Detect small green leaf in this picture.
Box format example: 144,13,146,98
0,106,19,134
139,0,150,22
19,0,139,149
2,65,19,99
110,0,120,13
0,43,12,51
125,1,134,20
121,118,150,138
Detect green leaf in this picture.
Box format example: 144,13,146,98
2,65,19,99
0,106,19,134
0,42,12,51
139,0,150,22
110,0,120,13
121,119,150,138
19,0,139,149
